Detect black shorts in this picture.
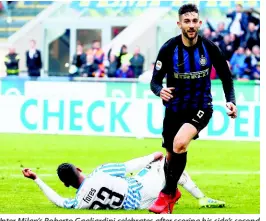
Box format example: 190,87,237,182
162,108,213,152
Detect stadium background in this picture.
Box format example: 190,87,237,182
0,0,260,215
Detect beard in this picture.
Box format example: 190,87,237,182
182,29,198,41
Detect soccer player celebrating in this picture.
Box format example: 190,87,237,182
22,152,225,210
149,4,237,214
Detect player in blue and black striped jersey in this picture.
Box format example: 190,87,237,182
149,3,237,214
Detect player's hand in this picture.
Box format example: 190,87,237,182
226,102,237,119
22,168,37,180
160,87,175,102
153,152,164,161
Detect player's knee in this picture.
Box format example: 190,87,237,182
173,146,186,153
173,138,187,153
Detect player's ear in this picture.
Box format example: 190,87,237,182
177,21,181,29
77,167,82,172
199,20,202,27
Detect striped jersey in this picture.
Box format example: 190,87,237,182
62,163,142,210
151,35,236,112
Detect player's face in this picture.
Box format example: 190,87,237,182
178,12,202,41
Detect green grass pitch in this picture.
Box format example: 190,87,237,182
0,134,259,214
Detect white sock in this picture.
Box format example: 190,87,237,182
178,170,205,199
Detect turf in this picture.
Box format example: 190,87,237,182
0,134,260,214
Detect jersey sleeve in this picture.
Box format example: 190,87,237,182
124,154,155,173
93,154,155,177
150,41,169,96
94,163,127,177
205,39,236,105
34,178,73,208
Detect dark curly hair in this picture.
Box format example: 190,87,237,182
57,163,80,188
178,3,199,17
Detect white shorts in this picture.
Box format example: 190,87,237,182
134,158,166,209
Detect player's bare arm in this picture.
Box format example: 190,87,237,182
22,168,74,208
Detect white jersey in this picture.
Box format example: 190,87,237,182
134,157,194,209
65,172,128,209
34,155,193,210
63,163,143,210
134,158,166,209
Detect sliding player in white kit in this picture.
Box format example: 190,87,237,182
22,152,225,212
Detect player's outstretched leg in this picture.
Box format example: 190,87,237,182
178,171,226,209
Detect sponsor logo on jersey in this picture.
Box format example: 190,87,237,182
83,188,96,203
174,68,209,79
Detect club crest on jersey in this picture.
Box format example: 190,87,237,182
155,60,162,70
199,55,207,66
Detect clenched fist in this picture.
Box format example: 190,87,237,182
22,168,37,180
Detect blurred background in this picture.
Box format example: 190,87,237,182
0,0,260,81
0,0,260,140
